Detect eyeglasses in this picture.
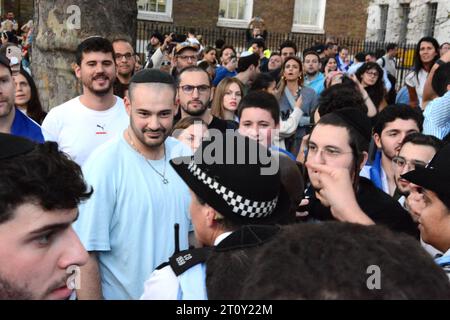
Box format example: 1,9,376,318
392,156,427,171
115,53,134,61
307,144,353,159
161,61,171,66
179,85,211,95
365,71,379,77
178,55,197,62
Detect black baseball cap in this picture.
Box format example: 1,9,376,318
402,143,450,205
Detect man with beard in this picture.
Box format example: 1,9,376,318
303,51,325,95
74,69,192,300
0,133,91,299
112,38,136,98
360,105,423,196
178,66,236,133
392,133,443,213
42,37,128,166
0,54,44,142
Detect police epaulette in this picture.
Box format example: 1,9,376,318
169,247,212,276
155,261,170,270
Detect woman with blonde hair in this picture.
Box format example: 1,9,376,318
211,77,244,123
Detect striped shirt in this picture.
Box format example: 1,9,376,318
423,91,450,140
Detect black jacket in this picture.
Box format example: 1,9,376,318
306,177,419,239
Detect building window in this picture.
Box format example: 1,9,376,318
378,5,389,42
137,0,173,22
399,3,410,43
217,0,254,29
425,2,438,37
292,0,326,34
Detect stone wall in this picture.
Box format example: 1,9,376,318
366,0,450,44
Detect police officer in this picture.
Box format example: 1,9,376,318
140,133,292,300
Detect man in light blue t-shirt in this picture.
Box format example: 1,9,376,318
74,69,192,300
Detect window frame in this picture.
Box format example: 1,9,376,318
377,4,389,42
137,0,173,23
424,2,438,38
291,0,327,34
217,0,254,29
399,3,410,43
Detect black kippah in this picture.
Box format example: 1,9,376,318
131,69,175,85
0,133,36,160
333,108,372,142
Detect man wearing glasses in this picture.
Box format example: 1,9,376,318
302,108,418,237
392,133,443,215
172,42,199,78
360,105,423,196
177,66,237,133
112,38,136,98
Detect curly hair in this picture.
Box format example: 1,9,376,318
0,142,93,223
241,222,450,299
318,83,368,117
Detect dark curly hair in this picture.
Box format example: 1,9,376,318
0,141,93,223
241,222,450,299
318,83,368,117
373,104,424,136
355,62,386,109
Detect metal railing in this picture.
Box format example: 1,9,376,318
137,21,417,88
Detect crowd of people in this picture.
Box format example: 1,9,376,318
0,14,450,300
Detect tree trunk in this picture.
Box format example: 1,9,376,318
32,0,137,110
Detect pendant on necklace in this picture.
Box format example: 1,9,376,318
162,178,169,184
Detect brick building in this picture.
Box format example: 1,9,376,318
1,0,33,25
366,0,450,44
137,0,370,39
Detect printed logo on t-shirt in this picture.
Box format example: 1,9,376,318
96,124,107,135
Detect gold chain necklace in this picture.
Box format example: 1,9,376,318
127,129,169,184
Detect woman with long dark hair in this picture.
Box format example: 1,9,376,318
276,56,318,154
405,37,440,109
355,62,387,112
14,69,47,124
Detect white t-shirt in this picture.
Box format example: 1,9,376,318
405,69,428,109
74,135,193,300
42,96,129,166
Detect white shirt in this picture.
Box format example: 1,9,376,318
140,232,232,300
405,69,428,109
360,165,389,195
423,91,450,139
42,96,129,166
